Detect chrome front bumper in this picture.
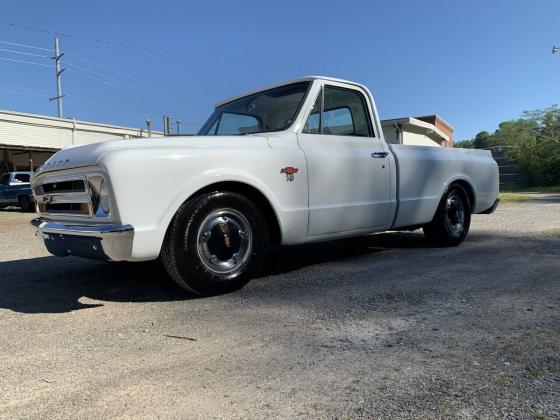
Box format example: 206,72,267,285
31,219,134,261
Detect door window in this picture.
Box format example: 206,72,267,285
1,174,9,186
303,93,321,134
323,107,354,135
303,85,374,137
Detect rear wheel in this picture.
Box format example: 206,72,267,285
161,191,268,295
423,185,471,246
18,195,33,212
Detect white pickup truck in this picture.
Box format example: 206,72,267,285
31,76,499,295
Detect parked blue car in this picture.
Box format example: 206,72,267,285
0,172,35,212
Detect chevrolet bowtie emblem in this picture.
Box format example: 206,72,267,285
42,195,53,204
280,167,298,182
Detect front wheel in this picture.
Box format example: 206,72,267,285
161,191,268,295
423,185,471,246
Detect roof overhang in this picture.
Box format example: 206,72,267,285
381,117,450,143
0,143,59,153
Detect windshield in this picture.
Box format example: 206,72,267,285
198,82,310,136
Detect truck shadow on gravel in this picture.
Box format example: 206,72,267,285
0,232,427,314
0,231,555,314
259,232,432,277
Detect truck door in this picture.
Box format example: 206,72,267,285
0,173,10,205
298,83,393,238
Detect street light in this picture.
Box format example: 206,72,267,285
553,45,559,54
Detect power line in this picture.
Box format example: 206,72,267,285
0,88,49,98
0,41,160,96
64,51,147,83
0,55,54,67
0,83,49,93
0,20,550,77
0,20,326,73
0,21,184,56
64,61,157,94
0,47,50,58
0,39,52,52
66,67,131,91
65,65,163,98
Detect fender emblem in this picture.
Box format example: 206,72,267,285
280,167,299,182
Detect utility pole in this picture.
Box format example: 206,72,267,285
50,37,65,118
163,115,172,136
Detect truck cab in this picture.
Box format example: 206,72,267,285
0,172,35,212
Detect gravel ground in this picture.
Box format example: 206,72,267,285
0,195,559,419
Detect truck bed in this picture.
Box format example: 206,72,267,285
389,144,499,228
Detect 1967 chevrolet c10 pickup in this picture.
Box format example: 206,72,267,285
31,76,499,295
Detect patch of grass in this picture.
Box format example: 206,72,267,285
495,376,509,387
529,368,544,378
548,358,560,373
532,413,546,420
499,192,534,202
498,337,515,348
501,185,560,193
382,373,390,380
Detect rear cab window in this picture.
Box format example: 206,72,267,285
13,173,31,184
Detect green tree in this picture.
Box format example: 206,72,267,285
462,106,560,186
453,140,474,148
494,107,560,186
472,131,491,149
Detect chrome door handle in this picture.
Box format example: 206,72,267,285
371,152,389,158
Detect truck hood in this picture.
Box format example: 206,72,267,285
34,135,270,176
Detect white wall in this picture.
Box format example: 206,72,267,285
382,122,442,147
402,130,440,147
0,109,161,150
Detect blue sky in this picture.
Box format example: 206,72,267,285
0,0,558,140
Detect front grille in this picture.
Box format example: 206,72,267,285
37,202,90,216
38,179,86,195
34,176,92,218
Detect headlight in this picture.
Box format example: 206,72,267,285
88,176,111,217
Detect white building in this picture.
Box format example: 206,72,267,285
0,109,162,172
381,115,454,148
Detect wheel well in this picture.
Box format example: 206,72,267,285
450,180,475,211
188,181,282,245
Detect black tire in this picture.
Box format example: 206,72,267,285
18,195,33,213
423,184,471,246
161,191,268,295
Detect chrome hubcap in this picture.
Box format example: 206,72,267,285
445,195,465,234
196,208,252,277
